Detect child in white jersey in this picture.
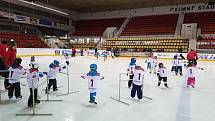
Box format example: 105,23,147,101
186,62,203,88
171,55,178,73
152,56,158,74
45,60,66,93
157,63,169,88
145,56,153,73
131,66,144,100
81,64,104,104
27,62,44,107
102,51,108,61
8,58,26,99
176,58,184,75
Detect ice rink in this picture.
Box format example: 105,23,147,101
0,56,215,121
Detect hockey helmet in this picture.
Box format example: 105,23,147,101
53,60,60,66
131,58,136,62
30,56,35,62
158,63,163,68
14,58,22,66
90,64,97,71
29,62,39,69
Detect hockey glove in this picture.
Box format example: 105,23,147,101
39,72,44,78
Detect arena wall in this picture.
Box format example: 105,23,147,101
79,3,215,20
16,48,215,62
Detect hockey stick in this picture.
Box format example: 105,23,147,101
0,77,27,86
59,72,67,75
42,85,64,91
0,70,9,72
143,95,152,100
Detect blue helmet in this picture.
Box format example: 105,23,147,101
49,63,55,68
131,58,136,62
53,60,60,66
90,64,97,71
88,64,97,76
130,58,136,65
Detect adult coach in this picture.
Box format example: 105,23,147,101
0,41,8,76
187,49,198,65
71,47,76,57
3,40,17,89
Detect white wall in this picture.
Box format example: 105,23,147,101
16,48,215,61
78,3,215,20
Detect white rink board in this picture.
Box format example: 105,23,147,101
16,48,215,61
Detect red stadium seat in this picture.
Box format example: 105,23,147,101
121,14,178,36
71,18,125,36
184,12,215,34
0,32,49,48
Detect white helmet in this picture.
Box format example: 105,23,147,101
29,62,39,69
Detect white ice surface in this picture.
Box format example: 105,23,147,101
0,56,215,121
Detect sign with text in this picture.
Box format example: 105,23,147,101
170,4,215,12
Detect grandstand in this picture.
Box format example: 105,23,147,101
0,32,48,48
121,14,178,36
1,1,215,121
72,18,125,36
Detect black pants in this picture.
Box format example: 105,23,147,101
158,76,168,86
131,83,143,99
188,59,197,66
71,53,76,57
8,82,21,98
4,71,9,89
176,66,182,75
0,57,5,77
47,79,57,91
66,61,69,65
28,88,38,106
0,58,9,89
147,63,152,70
171,66,176,72
128,75,134,88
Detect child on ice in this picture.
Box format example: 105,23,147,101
145,55,153,73
81,64,104,105
131,65,144,100
45,60,66,93
186,61,203,88
157,63,169,88
27,62,44,107
8,58,26,99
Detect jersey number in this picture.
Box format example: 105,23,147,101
190,69,192,74
91,79,94,87
138,73,141,80
10,71,14,78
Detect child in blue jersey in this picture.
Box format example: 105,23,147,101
145,55,153,73
81,64,104,104
102,51,108,61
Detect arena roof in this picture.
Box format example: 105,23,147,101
29,0,209,12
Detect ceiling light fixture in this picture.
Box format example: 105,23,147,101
18,0,68,15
